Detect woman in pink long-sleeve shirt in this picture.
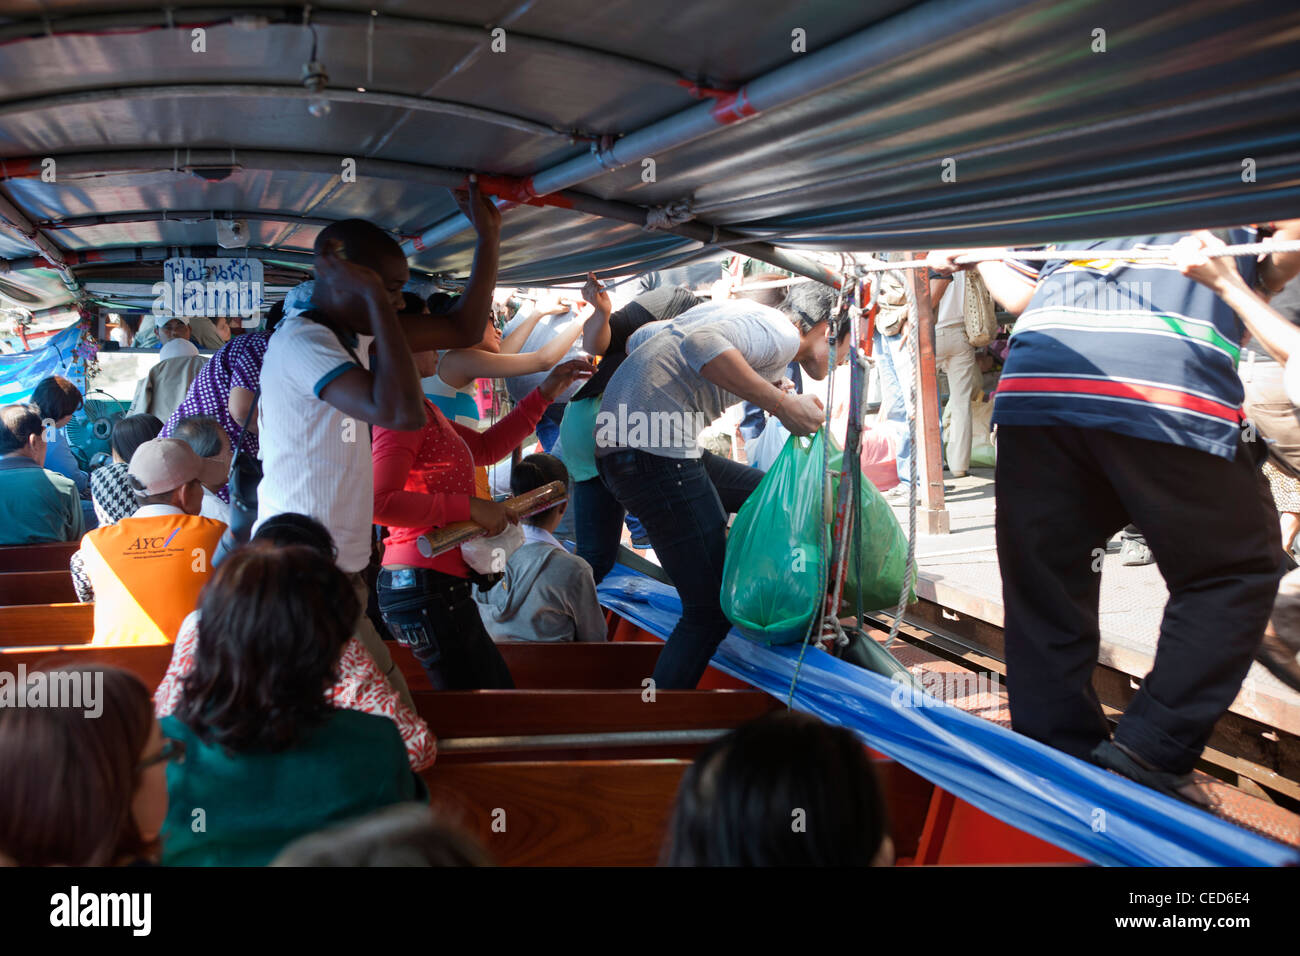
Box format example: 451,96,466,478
372,358,593,690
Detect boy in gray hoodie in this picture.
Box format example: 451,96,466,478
475,454,608,643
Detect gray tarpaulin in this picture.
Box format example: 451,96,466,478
0,0,1296,312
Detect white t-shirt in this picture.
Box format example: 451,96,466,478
255,312,375,573
597,300,800,460
935,272,967,331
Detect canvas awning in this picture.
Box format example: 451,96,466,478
0,0,1296,313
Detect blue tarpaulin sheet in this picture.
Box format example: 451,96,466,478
596,564,1300,867
0,324,84,406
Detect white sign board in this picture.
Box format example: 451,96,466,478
155,257,265,319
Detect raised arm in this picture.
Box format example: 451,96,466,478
454,360,595,463
400,178,502,352
580,271,614,354
1176,231,1300,365
437,321,583,389
501,300,565,354
316,264,427,431
928,249,1036,316
1258,219,1300,295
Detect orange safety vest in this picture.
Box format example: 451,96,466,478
79,513,226,646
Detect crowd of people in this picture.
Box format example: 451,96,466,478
3,197,1300,862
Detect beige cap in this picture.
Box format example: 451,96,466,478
128,438,226,496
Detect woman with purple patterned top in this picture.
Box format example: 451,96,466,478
161,330,270,502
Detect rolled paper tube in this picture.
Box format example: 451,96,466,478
415,480,568,559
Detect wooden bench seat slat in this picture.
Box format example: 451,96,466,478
423,759,688,866
0,640,671,695
0,570,77,605
414,688,779,738
0,542,78,573
0,603,93,646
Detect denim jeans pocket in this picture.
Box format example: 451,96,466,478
377,587,443,659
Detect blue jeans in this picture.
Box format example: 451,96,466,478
535,403,566,453
597,449,763,689
573,476,625,585
874,328,914,487
376,567,514,690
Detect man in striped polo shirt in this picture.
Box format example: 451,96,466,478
932,226,1300,802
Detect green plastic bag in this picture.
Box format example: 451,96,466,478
721,430,914,646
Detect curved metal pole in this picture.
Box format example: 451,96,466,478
41,210,337,230
1,148,840,286
0,85,573,140
403,0,1028,252
0,7,692,92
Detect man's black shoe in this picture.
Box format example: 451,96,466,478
1089,740,1212,809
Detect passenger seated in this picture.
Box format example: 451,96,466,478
127,337,208,422
0,665,170,866
160,544,429,866
155,513,436,771
71,438,227,645
475,454,607,643
171,414,233,523
31,375,95,530
90,413,163,525
0,403,85,545
270,804,490,867
661,710,892,867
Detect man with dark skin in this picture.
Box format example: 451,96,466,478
312,177,502,427
256,177,502,708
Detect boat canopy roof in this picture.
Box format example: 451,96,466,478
0,0,1297,312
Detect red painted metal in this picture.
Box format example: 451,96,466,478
710,87,758,125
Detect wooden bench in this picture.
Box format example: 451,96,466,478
0,570,77,605
416,688,778,738
424,753,938,867
0,603,93,646
390,640,664,690
424,759,688,866
0,603,667,685
0,541,77,573
0,640,671,695
417,687,781,762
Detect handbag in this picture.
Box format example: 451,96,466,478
874,267,911,336
225,386,262,546
963,269,999,347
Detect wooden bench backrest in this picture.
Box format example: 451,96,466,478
389,640,663,690
0,641,672,696
415,688,779,738
0,570,77,605
423,759,688,866
0,603,93,646
0,541,77,573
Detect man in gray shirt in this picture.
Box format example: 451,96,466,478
595,282,845,688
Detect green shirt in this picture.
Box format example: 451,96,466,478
161,709,428,866
0,456,85,545
558,396,601,482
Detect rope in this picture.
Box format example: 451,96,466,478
886,266,919,650
643,197,696,230
843,240,1300,273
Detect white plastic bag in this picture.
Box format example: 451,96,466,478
745,418,791,472
460,524,525,575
